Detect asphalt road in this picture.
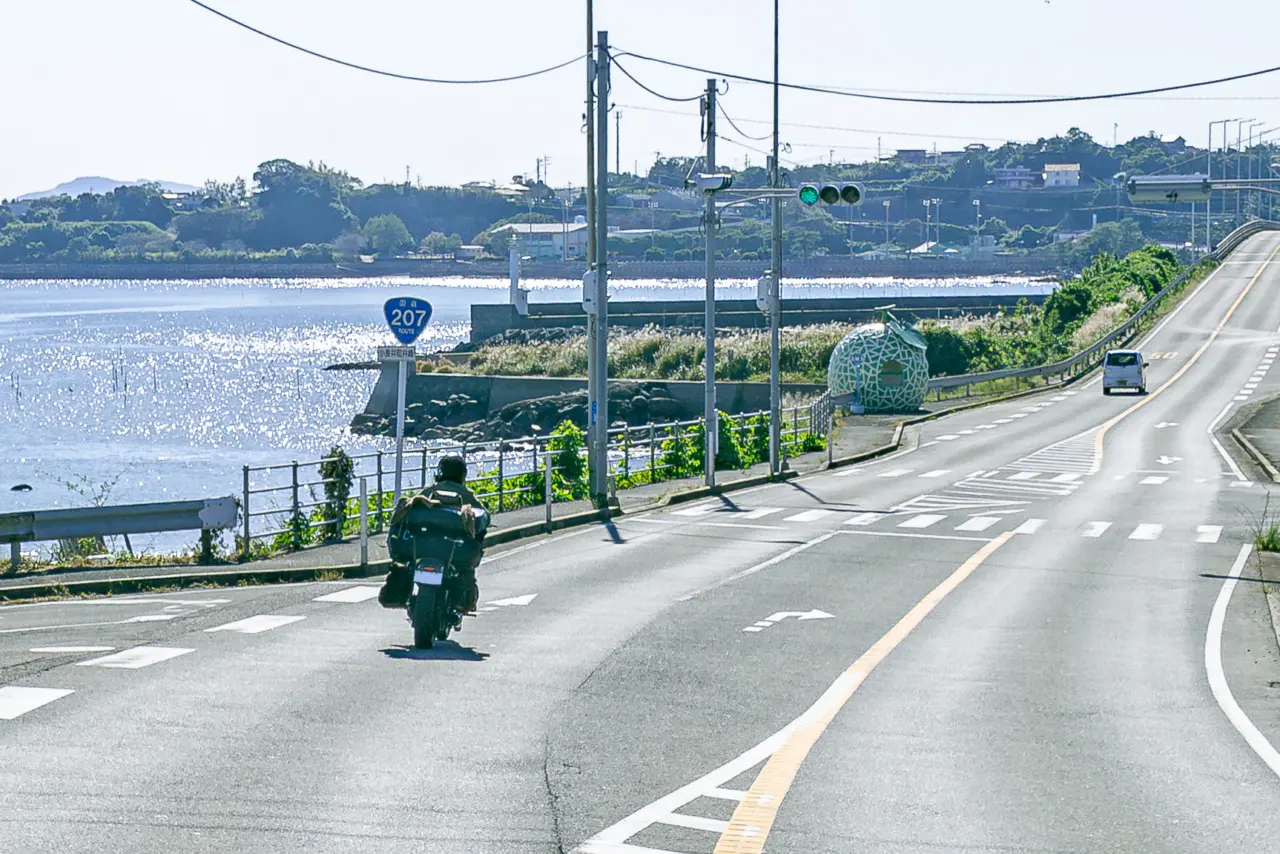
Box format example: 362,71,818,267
5,233,1280,853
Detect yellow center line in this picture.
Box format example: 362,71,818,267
712,531,1015,854
1090,241,1280,472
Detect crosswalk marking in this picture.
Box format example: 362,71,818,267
672,503,718,516
1081,521,1112,538
1196,525,1223,544
919,469,951,478
1231,481,1255,488
1007,472,1041,481
0,687,75,720
899,514,946,529
1140,476,1169,485
784,509,833,523
1013,518,1046,535
313,586,381,603
994,418,1013,424
937,435,959,441
1049,473,1082,483
878,469,913,478
955,516,999,532
739,507,782,520
1010,413,1028,418
206,615,305,635
1129,523,1164,541
77,646,193,670
846,512,887,526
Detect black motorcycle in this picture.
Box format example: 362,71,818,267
406,549,465,649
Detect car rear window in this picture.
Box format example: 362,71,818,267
1106,352,1139,367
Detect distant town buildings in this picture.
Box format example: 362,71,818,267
491,221,589,259
1042,163,1081,188
993,167,1036,189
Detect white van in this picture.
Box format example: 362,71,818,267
1102,349,1148,395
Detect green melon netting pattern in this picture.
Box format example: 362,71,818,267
826,321,929,412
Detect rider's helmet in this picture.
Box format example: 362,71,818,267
436,455,468,484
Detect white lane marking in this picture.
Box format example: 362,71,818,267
899,514,946,529
0,687,74,720
1246,383,1260,389
654,813,730,833
1081,521,1112,538
919,469,951,478
676,532,839,602
1010,413,1028,419
742,627,764,633
845,512,886,526
878,469,913,478
205,615,306,634
671,503,720,517
77,646,194,669
974,425,997,430
1240,389,1255,396
707,788,748,801
1140,476,1169,485
1135,256,1228,349
1232,481,1255,489
955,516,999,532
1013,518,1045,535
697,522,784,531
957,429,976,435
619,517,681,525
1129,523,1164,541
313,586,381,603
1052,396,1068,401
839,530,992,543
1064,390,1079,395
782,509,833,523
1207,401,1248,481
1007,472,1041,481
1197,525,1223,544
1050,473,1083,483
1207,544,1280,779
1234,395,1250,401
739,507,782,520
994,418,1014,424
937,435,959,441
29,646,115,654
920,440,939,447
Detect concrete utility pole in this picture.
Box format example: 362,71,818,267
616,110,622,176
585,1,596,272
703,78,718,487
589,30,611,504
768,0,782,476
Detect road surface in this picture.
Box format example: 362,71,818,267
5,233,1280,852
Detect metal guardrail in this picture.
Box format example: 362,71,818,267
923,220,1280,395
1,497,239,571
239,397,831,557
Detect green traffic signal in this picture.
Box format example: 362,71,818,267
798,185,820,205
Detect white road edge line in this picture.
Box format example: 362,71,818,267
1206,543,1280,778
1207,401,1248,481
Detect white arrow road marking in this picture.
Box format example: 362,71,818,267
486,594,538,608
743,610,834,632
0,687,74,720
1157,456,1183,465
1155,422,1179,429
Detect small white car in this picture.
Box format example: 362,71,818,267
1102,349,1148,395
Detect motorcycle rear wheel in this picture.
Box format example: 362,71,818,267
412,588,437,649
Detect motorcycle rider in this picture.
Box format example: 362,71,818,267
379,455,489,615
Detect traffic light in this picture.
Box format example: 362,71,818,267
798,183,863,206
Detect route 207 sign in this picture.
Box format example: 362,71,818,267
383,297,433,345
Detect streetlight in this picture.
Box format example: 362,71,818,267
882,199,891,249
932,198,943,246
1209,117,1239,252
1247,121,1265,218
1236,118,1257,226
922,199,931,249
972,198,981,248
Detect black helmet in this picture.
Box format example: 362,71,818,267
436,455,467,483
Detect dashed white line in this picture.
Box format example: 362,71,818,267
1197,525,1224,544
313,586,381,603
955,516,999,532
783,509,834,523
739,507,783,520
0,687,74,720
878,469,913,478
1140,476,1169,485
77,646,194,669
1129,523,1164,541
899,514,946,529
29,646,115,654
936,435,959,441
206,615,306,634
1081,521,1112,538
1013,518,1046,535
1049,473,1082,483
845,512,886,526
919,469,951,478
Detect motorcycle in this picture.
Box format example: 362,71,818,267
407,555,464,649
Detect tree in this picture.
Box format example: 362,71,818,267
643,246,665,261
249,159,358,249
419,231,462,255
361,214,413,256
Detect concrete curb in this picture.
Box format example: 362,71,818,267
1232,427,1280,483
0,378,1072,603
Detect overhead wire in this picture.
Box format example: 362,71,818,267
716,103,773,141
185,0,584,84
609,56,704,103
615,47,1280,106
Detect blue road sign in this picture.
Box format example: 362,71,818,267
383,297,433,345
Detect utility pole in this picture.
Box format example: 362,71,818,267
589,30,611,505
616,110,622,176
768,0,782,476
585,1,596,273
703,79,718,487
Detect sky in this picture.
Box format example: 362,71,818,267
2,0,1277,200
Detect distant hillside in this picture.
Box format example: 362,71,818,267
17,176,202,200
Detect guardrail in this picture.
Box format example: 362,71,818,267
239,396,831,558
922,220,1280,398
1,497,239,572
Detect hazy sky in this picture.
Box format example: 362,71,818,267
2,0,1277,199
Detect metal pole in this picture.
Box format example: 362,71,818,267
585,0,596,270
703,77,718,487
241,465,250,559
375,450,384,531
393,357,407,508
290,460,301,551
544,448,553,527
359,476,368,569
768,0,782,477
9,541,19,574
590,29,611,505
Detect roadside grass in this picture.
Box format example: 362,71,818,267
1247,494,1280,553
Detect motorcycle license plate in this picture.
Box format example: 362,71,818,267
413,568,444,586
1117,380,1127,386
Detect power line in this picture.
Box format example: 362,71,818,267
186,0,585,84
717,104,773,141
610,57,704,103
616,47,1280,106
